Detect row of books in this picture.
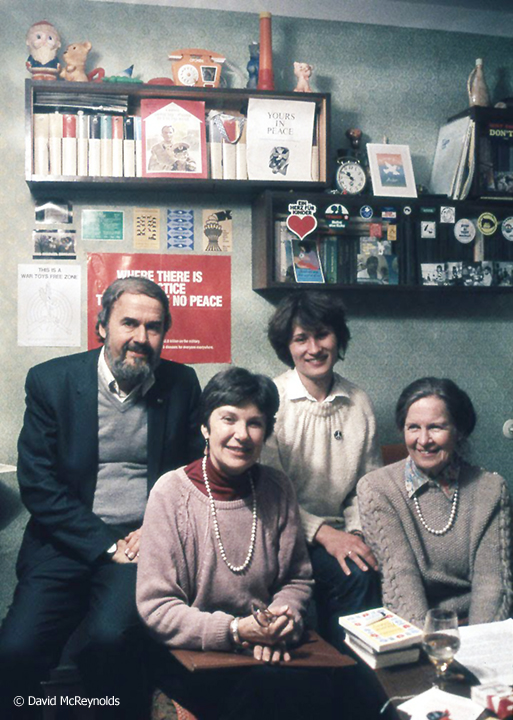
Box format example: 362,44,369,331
339,607,423,669
33,112,141,177
32,97,320,182
274,221,399,285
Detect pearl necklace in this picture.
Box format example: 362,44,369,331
202,455,257,574
413,484,459,536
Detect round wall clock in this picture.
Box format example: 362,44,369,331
336,159,367,195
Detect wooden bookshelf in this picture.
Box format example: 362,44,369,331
252,190,513,293
25,79,330,194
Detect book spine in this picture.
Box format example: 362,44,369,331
208,115,223,180
62,114,77,177
48,111,63,176
33,113,49,176
100,114,113,177
134,116,142,177
76,112,89,177
222,140,237,180
123,117,135,177
111,116,124,177
236,120,248,180
88,114,101,176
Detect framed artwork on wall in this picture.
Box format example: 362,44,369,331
367,143,417,198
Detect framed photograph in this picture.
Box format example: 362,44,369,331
367,143,417,198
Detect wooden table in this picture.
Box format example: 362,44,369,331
373,656,491,719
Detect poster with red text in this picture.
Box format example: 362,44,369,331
87,253,231,364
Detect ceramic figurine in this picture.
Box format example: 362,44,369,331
60,41,93,82
293,62,313,93
346,128,362,153
247,42,259,89
26,20,61,80
468,58,491,107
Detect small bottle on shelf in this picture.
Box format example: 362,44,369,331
467,58,491,107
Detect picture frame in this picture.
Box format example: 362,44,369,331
367,143,417,198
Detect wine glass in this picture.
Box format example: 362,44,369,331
422,609,461,686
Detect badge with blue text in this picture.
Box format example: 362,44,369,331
359,205,373,220
454,218,476,244
501,217,513,241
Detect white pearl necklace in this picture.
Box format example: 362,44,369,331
202,455,257,574
413,484,459,536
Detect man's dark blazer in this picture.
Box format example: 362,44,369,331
16,348,203,573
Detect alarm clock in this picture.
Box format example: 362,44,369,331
168,48,226,88
335,159,367,195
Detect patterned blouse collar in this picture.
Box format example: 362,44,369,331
404,454,461,499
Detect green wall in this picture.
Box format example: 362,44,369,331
1,1,513,508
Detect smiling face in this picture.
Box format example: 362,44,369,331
288,322,339,392
202,403,266,476
99,292,166,392
404,395,459,477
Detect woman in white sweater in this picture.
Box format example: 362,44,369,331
261,292,382,648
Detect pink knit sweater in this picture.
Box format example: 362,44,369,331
136,464,313,651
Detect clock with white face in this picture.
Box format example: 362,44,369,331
177,63,200,86
336,159,367,194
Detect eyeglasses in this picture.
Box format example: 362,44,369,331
251,601,277,628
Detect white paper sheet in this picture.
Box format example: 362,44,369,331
398,687,483,720
455,618,513,685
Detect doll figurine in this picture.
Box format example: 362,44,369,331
247,42,259,89
293,62,313,93
26,20,61,80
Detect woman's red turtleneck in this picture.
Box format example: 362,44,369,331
185,455,257,501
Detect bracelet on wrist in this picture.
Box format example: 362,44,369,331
229,617,249,649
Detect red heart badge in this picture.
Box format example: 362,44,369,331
286,214,317,240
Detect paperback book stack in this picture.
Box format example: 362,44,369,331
339,607,423,669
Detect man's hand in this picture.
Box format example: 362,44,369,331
314,525,378,576
110,539,132,564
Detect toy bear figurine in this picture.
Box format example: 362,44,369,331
293,62,313,93
60,41,92,82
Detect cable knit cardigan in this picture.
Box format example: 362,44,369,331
357,459,512,626
261,369,382,542
136,464,313,651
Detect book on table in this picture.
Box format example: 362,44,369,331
344,633,420,669
339,607,422,667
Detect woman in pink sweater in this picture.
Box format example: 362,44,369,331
137,367,340,719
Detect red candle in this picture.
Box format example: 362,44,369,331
257,12,274,91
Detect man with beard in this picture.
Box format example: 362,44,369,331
0,277,203,719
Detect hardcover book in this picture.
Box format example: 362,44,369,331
344,634,420,669
246,98,316,181
141,98,207,179
339,607,422,654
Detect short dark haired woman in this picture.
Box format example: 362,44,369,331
262,291,382,650
358,377,512,626
137,367,338,719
